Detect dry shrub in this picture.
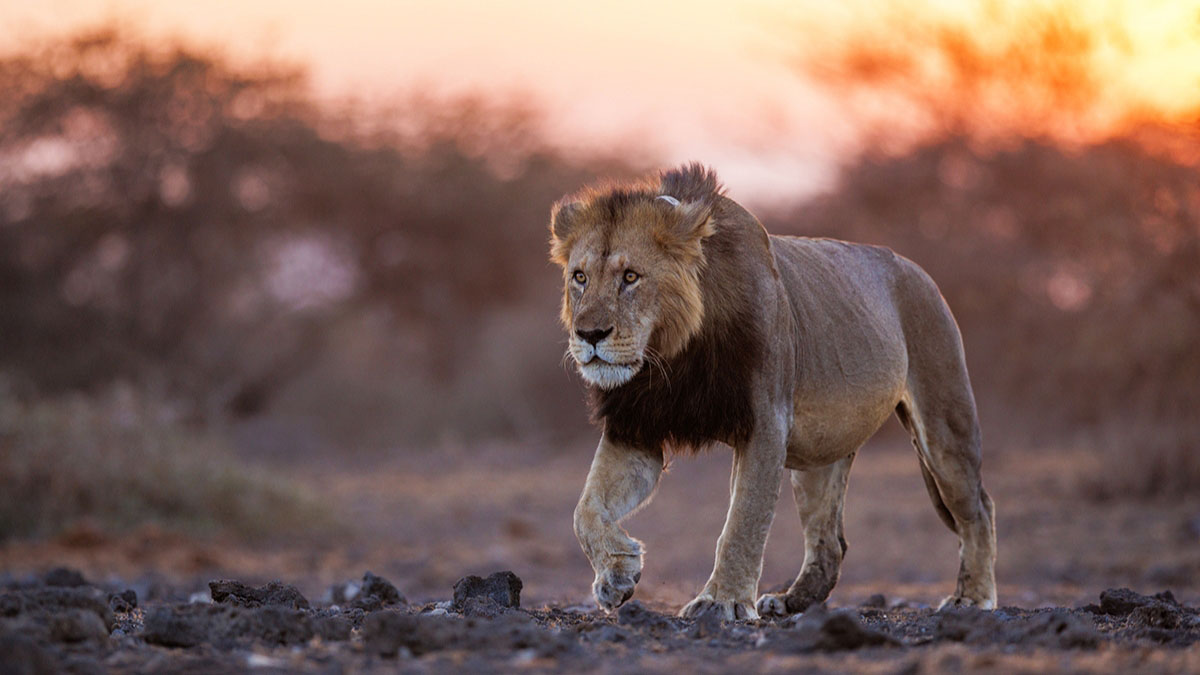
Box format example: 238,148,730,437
1078,423,1200,502
0,386,331,541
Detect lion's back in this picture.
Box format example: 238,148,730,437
769,235,907,338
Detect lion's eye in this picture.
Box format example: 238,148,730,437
573,270,587,285
623,270,640,284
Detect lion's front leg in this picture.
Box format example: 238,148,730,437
574,434,663,612
680,430,785,621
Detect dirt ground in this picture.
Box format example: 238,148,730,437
3,432,1200,672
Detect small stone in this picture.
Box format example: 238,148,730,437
43,568,88,588
1130,602,1183,630
143,607,206,648
1098,588,1160,616
862,593,888,609
452,571,522,610
209,580,310,610
360,572,406,606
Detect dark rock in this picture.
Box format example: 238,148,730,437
1129,602,1184,630
143,607,208,648
208,580,310,610
42,568,88,588
349,594,384,613
863,593,888,609
360,572,405,606
236,606,313,645
144,603,314,648
453,571,522,610
459,596,511,618
108,590,137,614
769,606,900,652
1097,588,1176,616
48,609,109,644
617,601,676,635
0,587,114,632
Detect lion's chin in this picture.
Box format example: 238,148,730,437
578,360,640,390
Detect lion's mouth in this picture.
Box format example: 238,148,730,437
578,358,642,389
582,355,638,367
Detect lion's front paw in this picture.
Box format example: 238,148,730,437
679,593,758,621
592,557,642,612
593,569,639,611
755,592,790,618
937,594,996,611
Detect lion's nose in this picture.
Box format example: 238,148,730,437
576,327,613,346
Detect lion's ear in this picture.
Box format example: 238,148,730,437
656,194,716,244
549,199,583,265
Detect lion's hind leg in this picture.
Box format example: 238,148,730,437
897,393,997,610
756,453,855,618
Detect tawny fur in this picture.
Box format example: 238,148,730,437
551,163,997,620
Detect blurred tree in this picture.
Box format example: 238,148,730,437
0,27,630,430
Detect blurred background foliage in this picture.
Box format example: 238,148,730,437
0,10,1198,540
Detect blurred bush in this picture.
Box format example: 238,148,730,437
0,27,628,450
0,384,329,541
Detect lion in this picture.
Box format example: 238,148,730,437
549,163,997,620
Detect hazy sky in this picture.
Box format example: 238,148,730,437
3,0,1198,203
0,0,843,202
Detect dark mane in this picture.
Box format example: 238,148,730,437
589,207,765,452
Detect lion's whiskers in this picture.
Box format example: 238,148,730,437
643,346,671,389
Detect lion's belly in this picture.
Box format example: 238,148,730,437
784,383,903,469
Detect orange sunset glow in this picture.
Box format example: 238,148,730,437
3,0,1199,200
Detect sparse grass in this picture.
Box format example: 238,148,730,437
0,389,334,541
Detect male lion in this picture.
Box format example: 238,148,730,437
549,164,997,620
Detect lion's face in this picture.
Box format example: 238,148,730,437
550,192,715,390
562,228,668,389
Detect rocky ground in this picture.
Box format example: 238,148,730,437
3,439,1199,673
2,566,1199,673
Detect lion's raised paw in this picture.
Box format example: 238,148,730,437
593,569,640,612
